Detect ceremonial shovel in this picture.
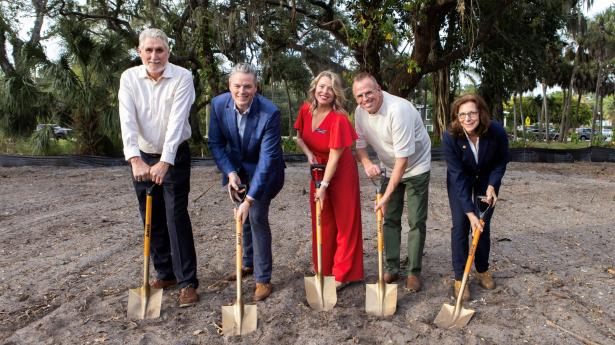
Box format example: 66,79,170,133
365,176,397,316
304,164,337,311
127,183,163,319
434,199,494,329
222,184,257,336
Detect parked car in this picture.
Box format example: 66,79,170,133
575,127,612,142
576,127,592,140
35,124,73,139
527,127,559,141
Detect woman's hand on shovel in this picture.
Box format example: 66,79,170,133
483,186,498,206
466,212,484,232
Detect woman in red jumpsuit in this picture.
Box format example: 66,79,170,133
294,71,364,289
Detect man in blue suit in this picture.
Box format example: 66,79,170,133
208,63,285,301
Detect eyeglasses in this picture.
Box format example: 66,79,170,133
354,89,378,101
457,111,479,120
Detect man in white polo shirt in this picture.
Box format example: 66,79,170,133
353,72,431,292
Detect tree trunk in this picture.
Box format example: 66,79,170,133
542,81,550,143
432,67,451,138
519,92,526,146
283,78,294,137
560,44,581,141
512,93,518,140
591,60,603,143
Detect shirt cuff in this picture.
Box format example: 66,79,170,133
161,151,176,165
124,147,141,161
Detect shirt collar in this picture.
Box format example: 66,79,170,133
234,101,253,116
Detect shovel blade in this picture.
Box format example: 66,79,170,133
365,282,397,317
304,275,336,311
434,303,475,329
222,303,257,336
127,286,163,319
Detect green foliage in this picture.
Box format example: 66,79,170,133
190,140,211,158
281,137,301,154
43,18,131,155
29,125,53,155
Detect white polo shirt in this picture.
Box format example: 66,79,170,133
355,91,431,178
118,63,195,164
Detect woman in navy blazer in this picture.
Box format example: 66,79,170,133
442,94,509,301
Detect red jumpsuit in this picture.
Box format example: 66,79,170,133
294,103,364,283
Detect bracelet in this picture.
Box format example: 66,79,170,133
320,181,330,188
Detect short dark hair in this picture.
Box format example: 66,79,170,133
449,94,491,138
353,72,378,84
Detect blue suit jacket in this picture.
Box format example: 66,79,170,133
442,121,509,213
208,92,285,201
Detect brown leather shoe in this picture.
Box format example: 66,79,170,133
149,278,177,289
225,267,254,281
383,272,399,284
179,285,199,307
476,271,496,290
254,283,272,301
405,275,421,292
454,280,471,301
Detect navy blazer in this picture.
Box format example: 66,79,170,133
208,92,285,201
442,121,509,213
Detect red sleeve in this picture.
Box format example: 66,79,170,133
329,113,358,149
293,102,310,135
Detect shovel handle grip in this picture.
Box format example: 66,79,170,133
235,209,243,276
142,194,153,286
463,219,485,274
315,200,322,245
315,200,323,275
376,193,383,253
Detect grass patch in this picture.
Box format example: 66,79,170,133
0,134,78,155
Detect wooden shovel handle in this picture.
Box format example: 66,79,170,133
142,194,153,287
235,209,243,276
463,219,485,275
376,193,383,253
316,200,322,246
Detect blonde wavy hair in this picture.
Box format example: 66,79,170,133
307,71,348,115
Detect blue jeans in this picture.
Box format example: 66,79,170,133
242,196,273,283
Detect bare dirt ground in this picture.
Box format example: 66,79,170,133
1,161,614,345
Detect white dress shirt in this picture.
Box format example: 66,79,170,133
235,102,252,142
118,63,195,164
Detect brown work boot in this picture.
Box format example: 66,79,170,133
149,278,177,289
254,283,272,301
454,280,471,301
178,285,199,307
225,267,254,281
405,275,422,292
383,272,399,284
476,271,496,290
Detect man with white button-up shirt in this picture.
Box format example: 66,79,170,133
352,72,431,293
118,28,199,307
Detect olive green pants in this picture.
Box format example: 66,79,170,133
381,171,430,276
